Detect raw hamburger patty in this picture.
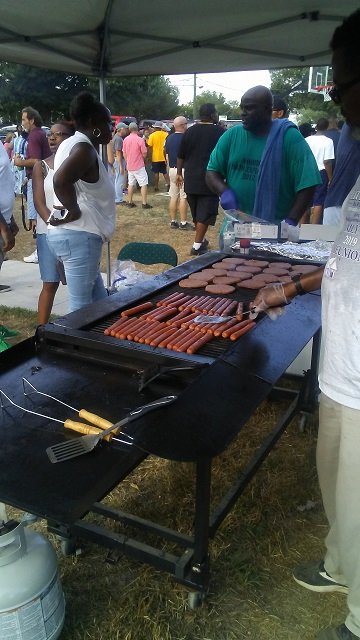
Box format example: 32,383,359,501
205,283,235,294
235,265,263,274
244,259,269,267
188,272,214,281
211,261,241,270
262,266,289,275
221,257,246,265
200,268,228,277
290,264,318,273
212,275,244,285
237,279,267,289
179,278,208,288
270,261,292,269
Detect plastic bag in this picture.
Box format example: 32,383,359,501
110,259,152,292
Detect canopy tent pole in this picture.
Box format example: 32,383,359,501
99,74,112,289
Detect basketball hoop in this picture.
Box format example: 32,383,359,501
314,85,333,102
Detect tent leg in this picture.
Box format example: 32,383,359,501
98,76,111,289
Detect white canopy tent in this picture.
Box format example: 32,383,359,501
0,1,359,79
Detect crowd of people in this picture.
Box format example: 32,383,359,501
0,85,355,315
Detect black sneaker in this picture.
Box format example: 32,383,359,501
127,202,136,208
170,221,179,229
317,624,360,639
293,560,348,594
142,203,153,209
179,222,195,230
0,284,11,293
190,241,209,256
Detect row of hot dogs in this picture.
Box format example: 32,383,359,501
104,292,256,354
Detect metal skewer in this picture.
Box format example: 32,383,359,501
21,378,132,434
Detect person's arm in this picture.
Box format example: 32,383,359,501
251,266,324,313
0,213,15,252
176,157,185,187
13,156,37,168
324,159,333,184
32,160,50,223
52,142,96,223
116,148,125,173
205,170,227,196
107,142,115,168
286,186,316,224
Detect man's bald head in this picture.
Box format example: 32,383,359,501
240,85,273,134
242,86,273,109
173,116,188,132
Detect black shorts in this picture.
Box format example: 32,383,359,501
312,170,329,206
151,161,167,174
186,194,219,226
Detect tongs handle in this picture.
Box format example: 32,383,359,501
78,410,113,430
64,420,112,441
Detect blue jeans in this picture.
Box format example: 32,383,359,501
47,230,107,312
114,159,125,203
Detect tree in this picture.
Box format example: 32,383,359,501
270,67,340,123
179,90,241,120
0,62,92,123
0,63,180,124
105,75,179,120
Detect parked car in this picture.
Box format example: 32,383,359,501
111,115,136,128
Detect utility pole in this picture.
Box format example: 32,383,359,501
193,73,197,121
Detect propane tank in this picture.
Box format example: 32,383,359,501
0,519,65,640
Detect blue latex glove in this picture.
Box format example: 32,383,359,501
220,188,238,210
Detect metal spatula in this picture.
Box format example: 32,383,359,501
46,395,177,463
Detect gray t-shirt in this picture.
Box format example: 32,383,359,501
113,135,123,153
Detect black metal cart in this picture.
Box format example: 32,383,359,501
0,252,321,606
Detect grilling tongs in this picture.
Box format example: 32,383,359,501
46,395,177,464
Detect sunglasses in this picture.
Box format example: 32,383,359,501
329,77,360,104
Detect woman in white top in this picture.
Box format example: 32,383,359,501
33,121,75,324
47,92,115,313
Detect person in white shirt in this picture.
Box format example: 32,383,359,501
46,92,115,313
0,141,16,292
305,118,335,223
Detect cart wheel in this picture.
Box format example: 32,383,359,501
188,591,205,609
298,413,307,433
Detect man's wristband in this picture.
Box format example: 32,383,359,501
291,273,306,295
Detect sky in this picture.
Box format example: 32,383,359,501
166,70,271,105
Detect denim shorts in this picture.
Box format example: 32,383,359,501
37,233,66,283
47,229,107,312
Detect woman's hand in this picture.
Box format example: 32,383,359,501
48,207,81,226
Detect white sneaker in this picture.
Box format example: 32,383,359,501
23,250,38,264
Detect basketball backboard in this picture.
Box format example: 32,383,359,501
308,65,333,100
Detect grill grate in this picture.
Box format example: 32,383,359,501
86,285,257,361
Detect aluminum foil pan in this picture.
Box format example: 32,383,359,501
243,239,333,263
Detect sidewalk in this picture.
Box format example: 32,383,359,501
0,260,70,315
